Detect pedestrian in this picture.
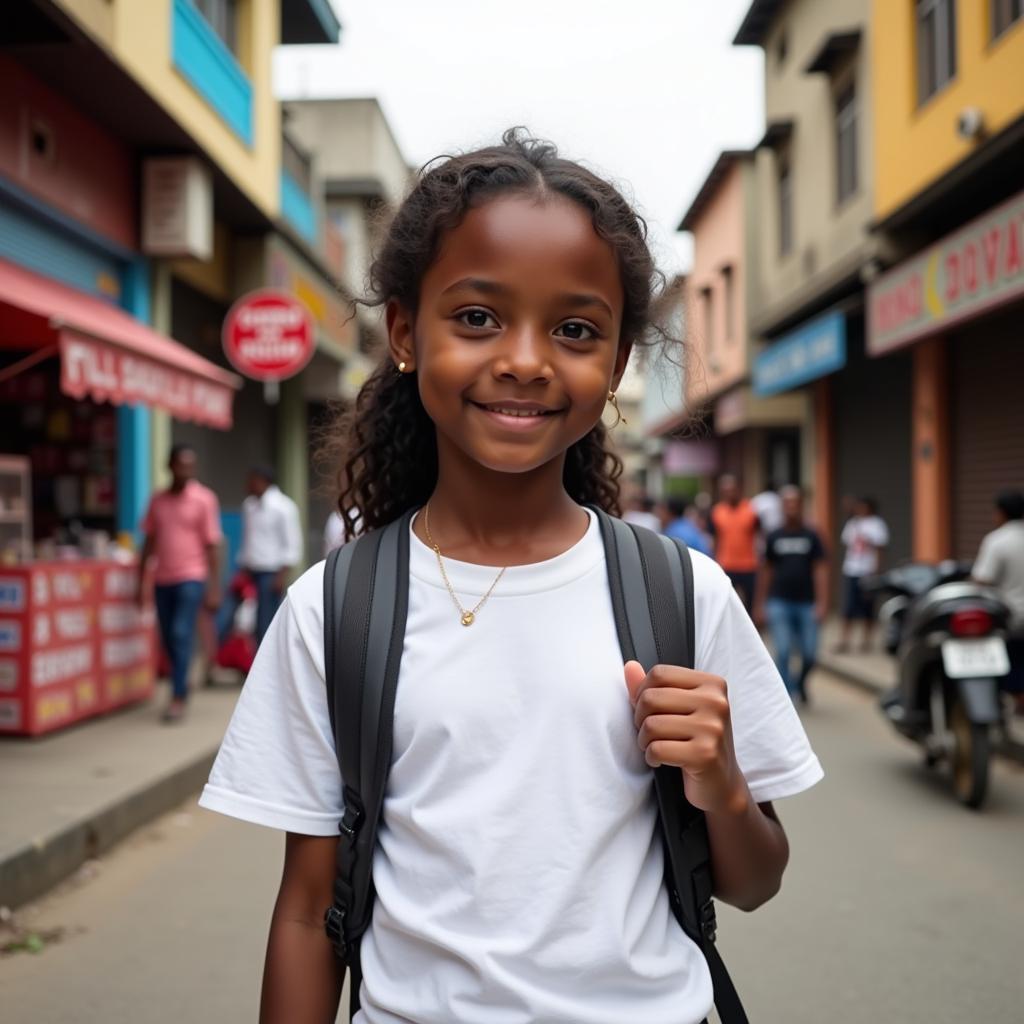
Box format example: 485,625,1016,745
751,480,784,537
220,466,302,647
623,492,662,532
971,490,1024,711
709,474,761,613
664,495,712,556
198,131,822,1024
756,486,827,704
137,443,222,723
836,496,889,653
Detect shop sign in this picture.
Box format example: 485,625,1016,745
59,334,233,429
754,311,846,396
0,579,25,612
868,188,1024,354
663,440,719,475
222,290,315,382
141,156,213,260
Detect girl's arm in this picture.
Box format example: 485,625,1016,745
704,794,789,912
260,833,345,1024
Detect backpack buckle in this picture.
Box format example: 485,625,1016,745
339,803,363,840
699,899,717,944
324,905,349,960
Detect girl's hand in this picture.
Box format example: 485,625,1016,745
624,661,750,816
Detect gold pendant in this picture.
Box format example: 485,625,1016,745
461,611,475,627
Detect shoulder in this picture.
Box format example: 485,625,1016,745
194,482,219,506
688,548,735,645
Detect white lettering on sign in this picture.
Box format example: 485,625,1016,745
103,634,149,669
34,615,51,646
55,608,91,640
33,573,49,606
32,644,93,687
51,571,87,602
0,579,25,612
104,570,136,599
0,621,22,652
100,603,140,632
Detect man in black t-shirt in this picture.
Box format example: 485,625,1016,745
756,486,827,704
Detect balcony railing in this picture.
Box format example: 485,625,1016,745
171,0,253,146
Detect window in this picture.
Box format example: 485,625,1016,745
191,0,237,54
699,285,714,355
916,0,957,104
721,265,735,343
992,0,1023,38
777,159,793,257
282,134,312,193
835,82,858,204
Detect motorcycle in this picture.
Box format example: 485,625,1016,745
865,561,1012,809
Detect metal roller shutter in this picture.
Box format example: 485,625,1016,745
951,308,1024,560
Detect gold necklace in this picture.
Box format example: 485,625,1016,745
423,504,508,627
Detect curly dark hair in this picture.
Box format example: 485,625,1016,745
331,128,674,539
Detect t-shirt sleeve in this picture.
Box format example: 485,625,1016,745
764,531,779,563
695,564,823,803
972,533,1001,585
203,491,223,546
811,531,826,561
840,519,853,547
198,567,343,835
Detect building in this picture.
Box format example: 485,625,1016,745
867,0,1024,561
1,0,349,572
673,148,811,499
734,0,894,558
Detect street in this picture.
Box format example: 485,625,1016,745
3,673,1023,1024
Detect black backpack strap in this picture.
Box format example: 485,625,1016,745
592,507,749,1024
322,510,414,1018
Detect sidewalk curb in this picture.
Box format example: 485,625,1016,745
0,747,217,911
818,657,1024,767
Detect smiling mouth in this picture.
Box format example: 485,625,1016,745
469,401,566,428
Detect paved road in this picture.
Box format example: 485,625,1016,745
3,674,1022,1023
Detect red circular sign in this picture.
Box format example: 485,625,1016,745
222,290,315,382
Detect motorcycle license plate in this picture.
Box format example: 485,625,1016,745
941,638,1010,679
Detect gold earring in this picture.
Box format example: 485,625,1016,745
607,391,627,428
398,361,407,373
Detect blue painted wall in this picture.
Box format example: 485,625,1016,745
171,0,253,147
280,168,318,245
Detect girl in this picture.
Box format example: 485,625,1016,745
199,130,823,1024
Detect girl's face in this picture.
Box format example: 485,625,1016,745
388,193,630,477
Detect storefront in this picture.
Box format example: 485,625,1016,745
0,257,240,735
868,187,1024,564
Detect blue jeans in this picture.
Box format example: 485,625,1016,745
766,598,819,698
218,570,282,647
154,580,206,701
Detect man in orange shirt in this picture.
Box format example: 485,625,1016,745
709,474,761,613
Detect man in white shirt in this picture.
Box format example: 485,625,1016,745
234,466,303,644
972,490,1024,709
836,496,889,653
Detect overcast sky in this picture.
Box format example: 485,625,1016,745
274,0,764,277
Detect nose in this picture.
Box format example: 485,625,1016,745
491,325,554,384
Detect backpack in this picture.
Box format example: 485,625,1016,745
322,506,748,1024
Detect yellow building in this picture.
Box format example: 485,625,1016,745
872,0,1024,223
868,0,1024,562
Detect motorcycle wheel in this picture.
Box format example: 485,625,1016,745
949,698,990,809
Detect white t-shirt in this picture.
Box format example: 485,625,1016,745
751,491,784,535
240,485,303,572
973,520,1024,631
200,510,822,1024
841,515,889,577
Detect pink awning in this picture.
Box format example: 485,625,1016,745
0,258,241,429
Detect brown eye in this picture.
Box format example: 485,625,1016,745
458,309,497,329
556,321,597,341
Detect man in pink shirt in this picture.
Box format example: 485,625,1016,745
137,444,222,722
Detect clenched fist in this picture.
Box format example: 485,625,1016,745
625,661,749,816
